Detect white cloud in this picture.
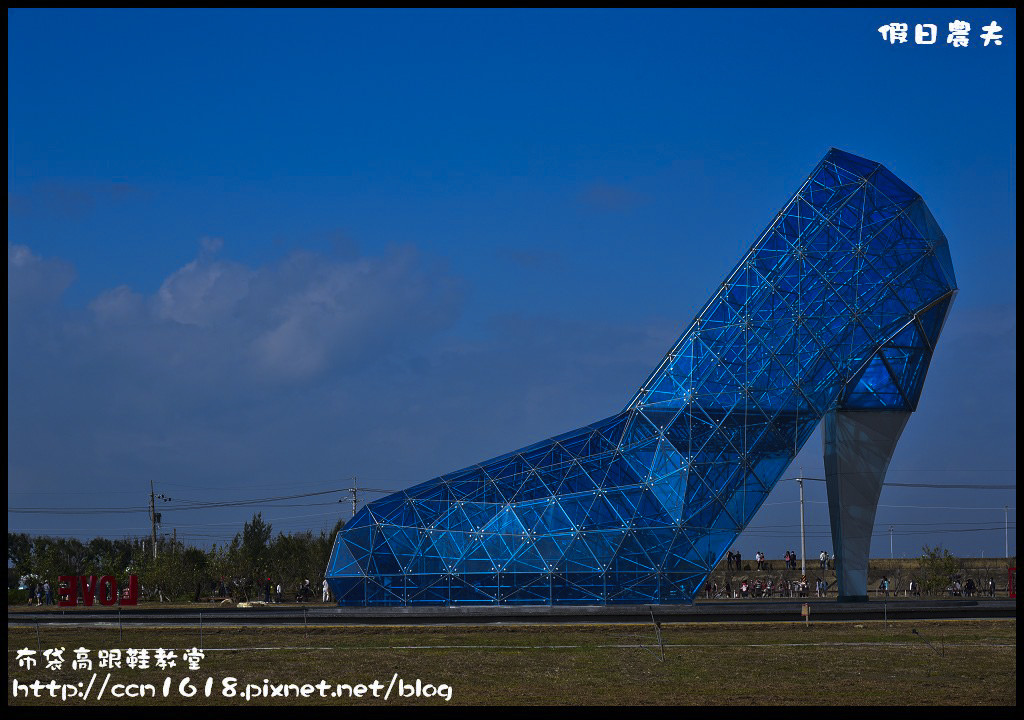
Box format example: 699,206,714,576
7,243,75,305
155,258,255,326
10,241,463,390
90,285,146,326
250,247,458,380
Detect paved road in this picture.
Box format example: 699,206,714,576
8,599,1016,626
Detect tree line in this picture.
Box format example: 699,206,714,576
8,513,345,603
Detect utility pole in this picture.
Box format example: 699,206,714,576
889,525,894,559
351,477,359,519
1006,506,1010,559
149,479,157,559
798,470,806,576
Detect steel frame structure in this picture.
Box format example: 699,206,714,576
327,148,957,605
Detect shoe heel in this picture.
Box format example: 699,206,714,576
823,408,910,601
824,293,954,600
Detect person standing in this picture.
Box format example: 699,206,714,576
735,551,741,571
43,580,52,606
727,550,734,571
322,578,330,603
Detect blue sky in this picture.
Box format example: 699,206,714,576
8,9,1016,558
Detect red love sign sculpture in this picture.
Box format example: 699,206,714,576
57,575,139,606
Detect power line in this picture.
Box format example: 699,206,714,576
8,473,1013,514
780,476,1016,490
7,487,350,515
803,500,1015,511
10,522,1015,539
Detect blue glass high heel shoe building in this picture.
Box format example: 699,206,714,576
326,148,957,605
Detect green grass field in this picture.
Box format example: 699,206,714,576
7,619,1016,705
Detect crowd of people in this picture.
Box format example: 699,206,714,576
24,579,54,606
211,576,334,603
714,549,838,599
880,575,1000,598
726,549,836,573
705,576,824,599
710,551,1008,601
21,575,339,605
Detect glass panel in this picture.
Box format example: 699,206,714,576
328,148,957,605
